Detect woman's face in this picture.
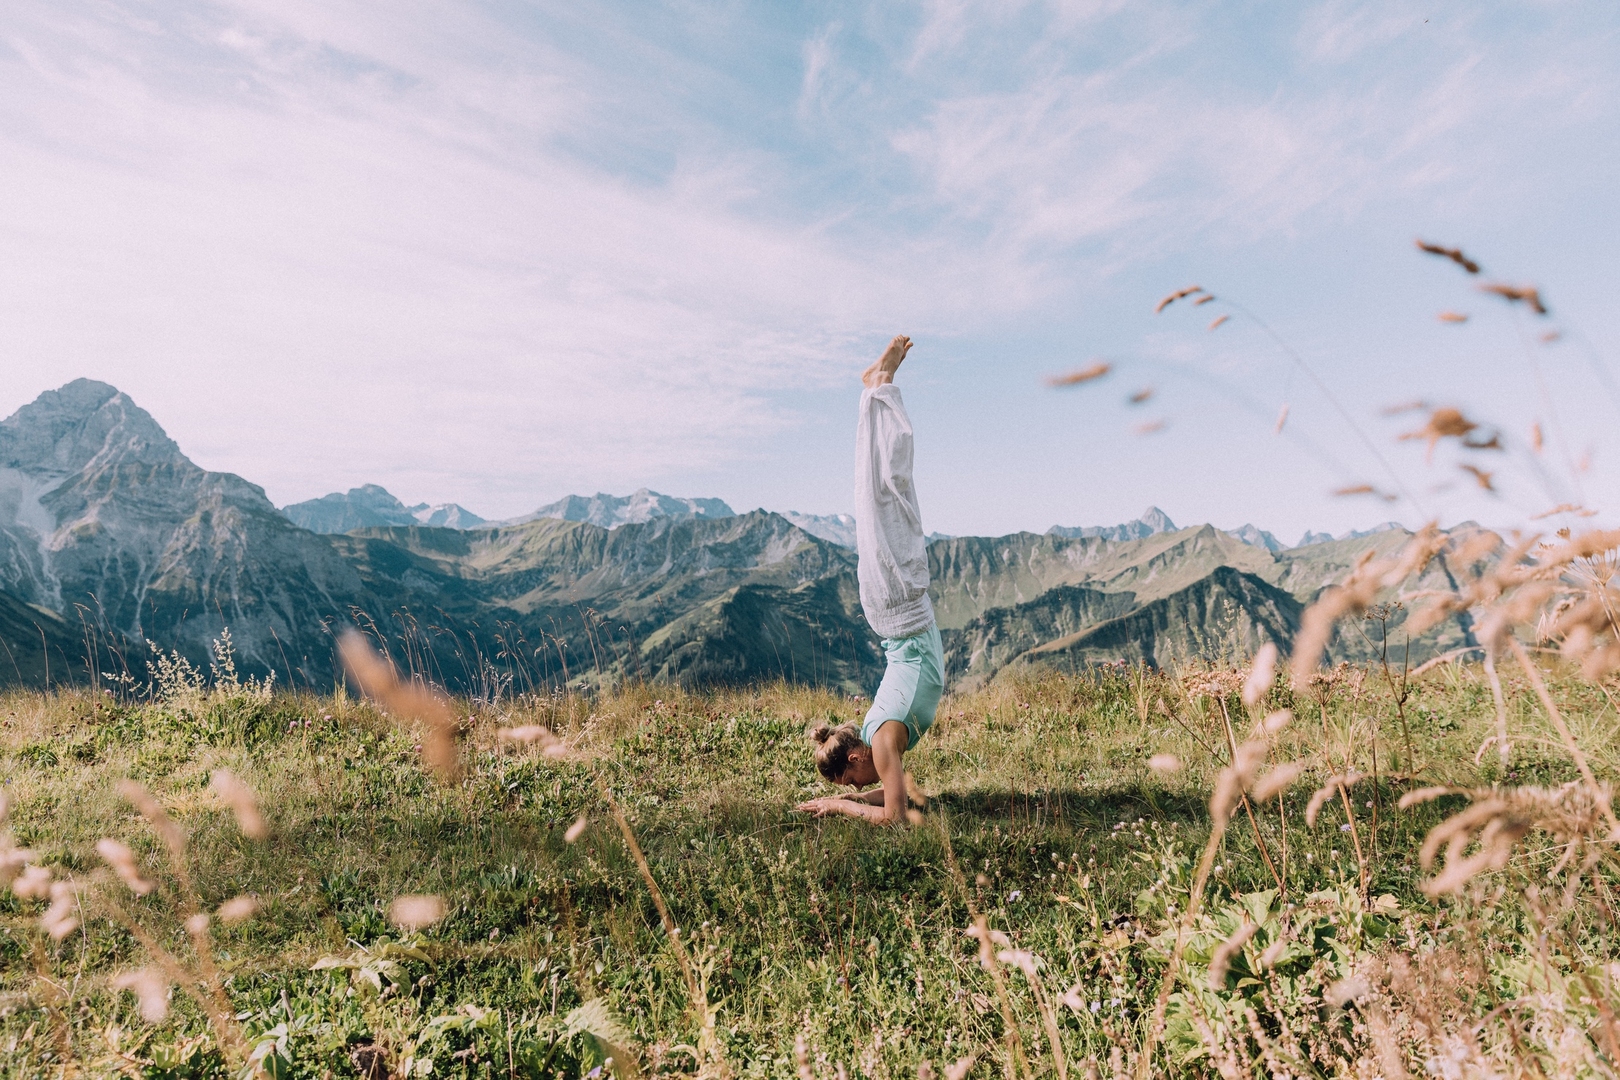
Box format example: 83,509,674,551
838,748,880,789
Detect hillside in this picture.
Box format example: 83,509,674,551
0,381,1482,694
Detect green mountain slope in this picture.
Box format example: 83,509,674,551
1016,566,1303,671
0,380,1489,694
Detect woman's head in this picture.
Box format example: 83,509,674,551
810,723,873,786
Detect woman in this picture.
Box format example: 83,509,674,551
797,335,945,825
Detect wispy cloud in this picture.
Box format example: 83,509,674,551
0,0,1616,536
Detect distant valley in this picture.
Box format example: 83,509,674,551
0,380,1481,694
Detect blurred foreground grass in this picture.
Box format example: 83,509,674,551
1,661,1615,1078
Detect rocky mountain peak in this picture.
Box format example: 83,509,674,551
0,379,185,478
1047,506,1178,542
1137,506,1176,533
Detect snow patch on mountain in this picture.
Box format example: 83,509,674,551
281,485,486,533
780,511,856,547
508,489,735,530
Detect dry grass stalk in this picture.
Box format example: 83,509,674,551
1437,311,1468,323
968,915,1032,1080
1290,526,1446,688
1207,315,1229,331
1506,637,1620,836
1304,771,1360,828
1147,754,1181,774
1207,919,1259,989
602,789,725,1077
1138,735,1262,1077
338,629,461,782
996,948,1067,1080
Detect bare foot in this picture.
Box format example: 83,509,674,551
862,335,912,387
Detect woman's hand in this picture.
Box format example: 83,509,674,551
796,796,858,817
794,793,904,824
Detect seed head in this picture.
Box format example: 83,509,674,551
1046,362,1112,388
217,895,260,924
209,769,266,840
1242,643,1277,706
112,968,170,1023
12,864,52,900
41,881,79,939
388,894,446,931
95,839,155,896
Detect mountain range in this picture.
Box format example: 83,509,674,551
0,380,1481,695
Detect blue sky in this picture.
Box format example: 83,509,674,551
3,1,1618,543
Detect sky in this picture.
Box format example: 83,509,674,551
3,1,1619,544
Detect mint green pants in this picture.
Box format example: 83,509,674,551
860,622,945,751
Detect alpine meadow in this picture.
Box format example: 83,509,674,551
6,240,1620,1078
6,4,1620,1078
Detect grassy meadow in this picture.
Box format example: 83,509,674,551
4,649,1619,1079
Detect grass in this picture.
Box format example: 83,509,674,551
3,653,1617,1078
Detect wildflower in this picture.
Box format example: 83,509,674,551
1007,890,1022,903
564,816,588,843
